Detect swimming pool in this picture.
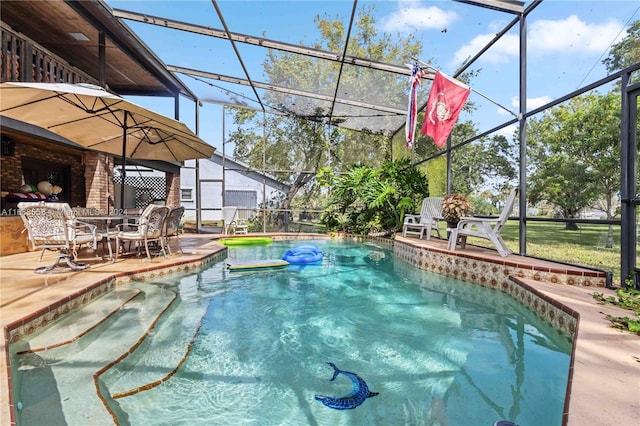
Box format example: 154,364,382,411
10,239,571,425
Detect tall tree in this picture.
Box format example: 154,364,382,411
407,118,517,197
602,19,640,78
527,92,621,237
227,6,423,213
450,127,517,196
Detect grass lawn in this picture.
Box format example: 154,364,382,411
440,220,627,285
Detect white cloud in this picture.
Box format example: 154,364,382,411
379,2,459,33
504,95,553,113
454,33,519,65
496,96,553,116
454,15,625,65
528,15,625,54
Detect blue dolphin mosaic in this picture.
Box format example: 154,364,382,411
314,362,379,410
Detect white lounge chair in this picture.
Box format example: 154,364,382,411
402,197,444,240
221,206,248,235
447,188,518,257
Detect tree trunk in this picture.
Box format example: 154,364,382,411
279,172,314,231
564,222,579,231
564,209,580,231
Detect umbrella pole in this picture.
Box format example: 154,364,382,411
120,111,128,211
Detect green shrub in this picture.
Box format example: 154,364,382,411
320,159,430,235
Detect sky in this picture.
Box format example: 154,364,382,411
105,0,640,153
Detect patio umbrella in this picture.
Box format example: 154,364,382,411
0,82,215,204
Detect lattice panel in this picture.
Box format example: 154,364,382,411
113,176,166,208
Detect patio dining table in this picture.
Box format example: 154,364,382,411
76,214,139,261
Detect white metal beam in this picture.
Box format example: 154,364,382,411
167,65,407,115
112,8,429,78
454,0,524,14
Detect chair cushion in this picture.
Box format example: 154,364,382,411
117,231,144,240
34,235,68,245
118,230,162,240
74,233,96,245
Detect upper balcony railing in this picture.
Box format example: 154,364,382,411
1,23,96,84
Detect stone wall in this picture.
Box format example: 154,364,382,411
0,216,28,255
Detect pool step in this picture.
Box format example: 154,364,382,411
99,293,208,399
16,287,142,355
14,284,176,425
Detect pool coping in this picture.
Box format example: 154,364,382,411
2,234,639,425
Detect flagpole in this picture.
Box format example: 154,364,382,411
411,57,519,118
405,62,424,162
411,139,415,165
469,87,519,118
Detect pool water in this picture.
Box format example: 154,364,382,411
11,240,572,425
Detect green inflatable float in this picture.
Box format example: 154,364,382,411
219,236,273,246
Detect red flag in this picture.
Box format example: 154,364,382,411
421,71,470,148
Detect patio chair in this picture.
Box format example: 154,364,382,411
18,201,98,272
221,206,248,235
72,206,113,260
447,188,518,257
402,197,444,240
115,205,170,261
163,206,185,255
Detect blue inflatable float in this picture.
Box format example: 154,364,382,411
282,244,323,264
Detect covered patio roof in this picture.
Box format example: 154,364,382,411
0,0,195,98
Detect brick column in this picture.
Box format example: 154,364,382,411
84,152,114,212
165,172,180,207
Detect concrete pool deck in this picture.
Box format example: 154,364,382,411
1,233,638,425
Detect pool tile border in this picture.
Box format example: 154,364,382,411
392,239,605,338
394,242,607,288
392,238,595,426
